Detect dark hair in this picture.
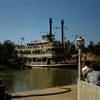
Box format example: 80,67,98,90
85,60,90,66
92,64,99,71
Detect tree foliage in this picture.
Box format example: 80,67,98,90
0,40,15,64
0,40,24,68
66,40,100,59
3,40,15,58
83,41,100,56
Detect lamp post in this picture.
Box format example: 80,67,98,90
76,37,84,80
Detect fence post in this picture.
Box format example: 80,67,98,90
0,79,3,85
0,79,11,100
0,84,5,100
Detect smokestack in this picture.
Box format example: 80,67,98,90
49,18,52,42
61,20,64,44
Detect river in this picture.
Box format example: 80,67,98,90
0,67,78,93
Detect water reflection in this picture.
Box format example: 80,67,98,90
0,67,78,93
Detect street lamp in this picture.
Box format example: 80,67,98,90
76,37,84,48
76,37,85,80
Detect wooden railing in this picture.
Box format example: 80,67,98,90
78,79,100,100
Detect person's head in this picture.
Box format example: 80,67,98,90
92,64,99,71
85,60,90,66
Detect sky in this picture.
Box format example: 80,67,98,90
0,0,100,46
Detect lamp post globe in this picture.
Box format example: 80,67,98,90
76,37,84,48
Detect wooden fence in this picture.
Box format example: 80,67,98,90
78,79,100,100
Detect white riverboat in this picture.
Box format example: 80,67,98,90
15,18,77,67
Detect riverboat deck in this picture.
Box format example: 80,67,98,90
26,63,78,68
11,85,77,100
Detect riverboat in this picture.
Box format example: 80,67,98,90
15,18,77,67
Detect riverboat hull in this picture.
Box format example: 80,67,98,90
26,63,78,68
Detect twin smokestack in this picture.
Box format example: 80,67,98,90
49,18,64,43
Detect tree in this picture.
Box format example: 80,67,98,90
87,41,94,53
0,43,5,64
93,42,100,56
0,40,15,64
3,40,15,59
0,40,27,68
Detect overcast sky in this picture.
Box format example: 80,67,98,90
0,0,100,46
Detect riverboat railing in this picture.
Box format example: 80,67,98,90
78,79,100,100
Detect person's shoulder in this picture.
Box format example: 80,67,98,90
95,71,100,75
87,71,94,76
89,71,100,76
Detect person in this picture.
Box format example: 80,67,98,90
85,64,100,86
82,60,91,80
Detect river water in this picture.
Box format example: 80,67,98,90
0,67,78,93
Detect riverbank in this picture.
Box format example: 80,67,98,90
11,85,77,100
0,64,24,71
0,65,7,70
0,64,15,70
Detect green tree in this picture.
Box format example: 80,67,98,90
0,40,27,68
0,43,5,64
0,40,15,64
94,42,100,56
3,40,15,59
87,41,94,53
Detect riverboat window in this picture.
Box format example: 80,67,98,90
51,48,54,52
27,51,31,54
37,50,40,54
55,48,58,53
59,48,62,52
43,58,46,61
33,58,36,62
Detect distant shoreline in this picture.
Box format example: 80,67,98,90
0,64,22,70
